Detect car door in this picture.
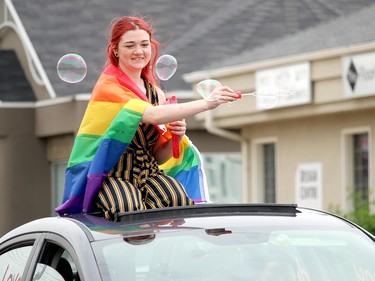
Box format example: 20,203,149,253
0,231,85,281
0,233,41,280
24,233,83,281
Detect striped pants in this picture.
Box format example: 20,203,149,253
95,172,194,221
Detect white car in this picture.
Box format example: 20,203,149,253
1,204,375,281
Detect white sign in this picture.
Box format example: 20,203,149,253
342,52,375,97
295,162,323,209
255,62,311,110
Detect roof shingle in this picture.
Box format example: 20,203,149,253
10,0,375,97
0,50,36,101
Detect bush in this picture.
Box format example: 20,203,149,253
329,192,375,235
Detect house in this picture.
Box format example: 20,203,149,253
185,2,375,213
1,0,374,234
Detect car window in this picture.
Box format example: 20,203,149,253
92,228,375,281
0,244,33,280
32,242,80,281
33,263,65,281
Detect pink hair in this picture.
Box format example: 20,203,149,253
106,15,160,86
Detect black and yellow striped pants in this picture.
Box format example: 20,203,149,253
95,172,194,221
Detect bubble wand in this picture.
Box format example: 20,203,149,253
196,79,295,109
155,54,180,158
239,89,295,97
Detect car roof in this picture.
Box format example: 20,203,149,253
0,204,370,246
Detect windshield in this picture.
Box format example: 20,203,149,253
92,227,375,281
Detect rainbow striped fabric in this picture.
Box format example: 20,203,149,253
55,64,209,215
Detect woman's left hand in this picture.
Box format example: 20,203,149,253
168,119,186,137
154,119,186,164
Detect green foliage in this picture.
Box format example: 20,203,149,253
329,191,375,235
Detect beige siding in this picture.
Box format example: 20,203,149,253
245,110,374,209
190,44,375,213
0,109,51,234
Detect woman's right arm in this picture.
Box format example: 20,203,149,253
142,86,239,125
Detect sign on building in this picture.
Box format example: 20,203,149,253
342,52,375,97
255,62,311,110
295,162,323,209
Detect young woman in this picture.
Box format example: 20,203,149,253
56,16,239,221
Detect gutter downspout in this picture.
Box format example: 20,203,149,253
204,110,249,202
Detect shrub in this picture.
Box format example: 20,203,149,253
329,191,375,235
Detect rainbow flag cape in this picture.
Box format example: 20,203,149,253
55,64,209,215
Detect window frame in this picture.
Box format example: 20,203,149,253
201,152,243,203
0,232,84,281
51,161,68,216
341,126,372,213
30,233,83,280
0,233,43,280
251,137,278,203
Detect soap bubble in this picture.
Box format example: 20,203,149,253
196,79,296,109
57,53,87,83
196,79,222,101
155,54,177,81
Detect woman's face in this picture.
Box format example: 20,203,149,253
116,29,151,73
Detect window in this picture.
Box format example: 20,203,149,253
353,133,369,210
202,153,242,203
252,138,277,203
342,128,371,212
0,245,33,279
51,161,68,215
263,144,276,203
33,264,67,281
33,242,80,281
92,226,375,281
